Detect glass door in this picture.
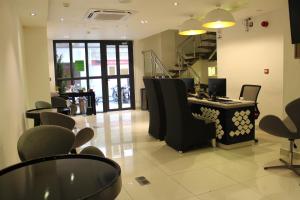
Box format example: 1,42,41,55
54,40,134,113
104,42,134,111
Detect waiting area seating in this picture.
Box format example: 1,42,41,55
17,125,75,161
17,125,104,162
259,97,300,176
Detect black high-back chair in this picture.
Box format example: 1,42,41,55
143,77,166,140
159,79,215,152
240,84,261,119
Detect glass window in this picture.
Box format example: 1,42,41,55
74,79,87,92
56,43,71,78
88,43,101,77
208,66,217,77
56,80,72,93
119,45,129,75
106,45,117,76
108,79,119,109
89,79,103,112
72,43,87,78
121,78,131,108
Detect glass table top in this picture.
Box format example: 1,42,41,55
0,155,122,200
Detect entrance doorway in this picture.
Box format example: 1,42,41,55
53,40,135,113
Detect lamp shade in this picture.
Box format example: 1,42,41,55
202,8,236,29
179,18,207,36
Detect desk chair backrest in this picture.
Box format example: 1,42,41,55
239,84,261,102
240,84,261,119
17,125,75,161
40,112,75,130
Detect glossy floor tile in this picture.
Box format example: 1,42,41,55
74,110,300,200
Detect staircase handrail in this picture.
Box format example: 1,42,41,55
142,50,172,78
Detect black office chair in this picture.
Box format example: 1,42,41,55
259,97,300,176
159,79,216,152
143,77,166,140
239,84,261,120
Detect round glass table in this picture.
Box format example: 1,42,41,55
0,154,122,200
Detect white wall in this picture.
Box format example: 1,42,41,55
0,0,27,168
133,40,145,108
217,9,285,119
23,27,51,110
282,4,300,108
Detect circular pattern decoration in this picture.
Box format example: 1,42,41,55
230,109,253,137
193,107,224,139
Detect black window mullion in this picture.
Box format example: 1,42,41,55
116,44,122,109
128,41,135,109
85,42,90,89
101,42,109,112
69,42,74,85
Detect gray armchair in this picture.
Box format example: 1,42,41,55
40,112,75,130
17,125,75,161
259,97,300,176
35,101,52,109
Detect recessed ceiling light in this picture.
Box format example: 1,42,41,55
174,2,179,6
31,11,36,16
60,17,64,22
141,20,148,24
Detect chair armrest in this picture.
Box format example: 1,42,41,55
259,115,291,138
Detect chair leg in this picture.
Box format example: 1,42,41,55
264,140,300,176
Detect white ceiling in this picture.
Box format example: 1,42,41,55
17,0,286,40
15,0,49,27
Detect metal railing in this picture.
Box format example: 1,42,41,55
142,50,172,78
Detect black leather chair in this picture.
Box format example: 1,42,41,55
159,79,216,152
143,77,166,140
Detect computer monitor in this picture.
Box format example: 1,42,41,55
180,78,195,93
208,78,226,97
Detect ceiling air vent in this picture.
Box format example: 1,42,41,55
85,9,136,21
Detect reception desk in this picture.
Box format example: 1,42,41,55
188,97,256,148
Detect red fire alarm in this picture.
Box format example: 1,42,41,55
264,69,269,74
261,21,269,27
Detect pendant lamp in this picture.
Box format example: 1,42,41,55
179,18,207,36
202,8,236,29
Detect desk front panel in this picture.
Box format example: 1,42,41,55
191,104,255,145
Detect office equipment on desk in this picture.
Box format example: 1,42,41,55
208,78,226,98
188,97,256,148
0,154,122,200
180,78,195,93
